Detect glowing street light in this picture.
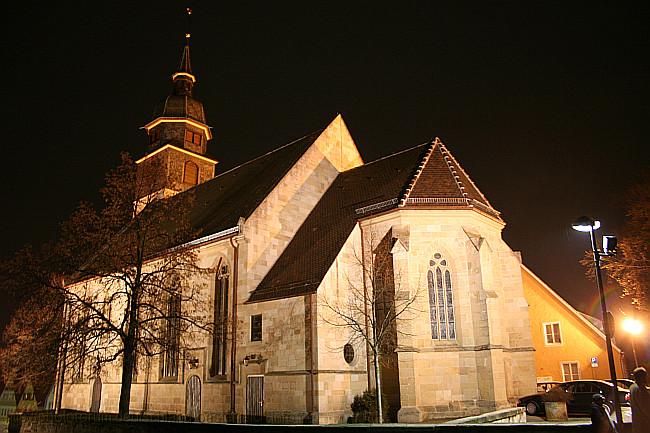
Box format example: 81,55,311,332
622,317,643,367
572,216,623,427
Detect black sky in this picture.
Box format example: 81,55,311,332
1,3,648,341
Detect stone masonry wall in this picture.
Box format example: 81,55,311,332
357,209,536,422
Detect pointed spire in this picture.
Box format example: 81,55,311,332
172,7,196,95
178,7,193,75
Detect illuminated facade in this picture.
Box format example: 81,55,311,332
521,266,625,383
57,31,613,424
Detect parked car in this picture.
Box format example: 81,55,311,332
536,381,561,393
616,379,634,390
517,380,630,416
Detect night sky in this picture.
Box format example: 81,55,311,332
1,3,648,356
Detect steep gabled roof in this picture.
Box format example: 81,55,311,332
521,264,622,354
400,138,501,220
187,131,321,236
247,144,428,303
248,138,502,303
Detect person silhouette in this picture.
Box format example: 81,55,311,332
590,393,616,433
630,367,650,433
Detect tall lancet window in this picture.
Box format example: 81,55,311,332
427,253,456,340
210,264,229,377
161,290,181,379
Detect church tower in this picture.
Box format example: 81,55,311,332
136,8,217,198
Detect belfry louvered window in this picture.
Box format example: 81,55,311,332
183,161,199,185
427,253,456,340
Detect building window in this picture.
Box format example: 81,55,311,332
184,130,202,146
70,342,86,382
210,265,229,377
251,315,262,342
161,291,181,379
183,161,199,185
343,343,355,364
561,361,580,381
427,253,456,340
544,322,562,345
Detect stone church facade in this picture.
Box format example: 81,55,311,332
57,35,538,423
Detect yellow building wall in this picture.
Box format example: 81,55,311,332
521,266,625,383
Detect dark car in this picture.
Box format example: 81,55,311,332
616,379,634,390
517,380,630,416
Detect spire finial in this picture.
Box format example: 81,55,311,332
185,7,192,45
173,6,195,86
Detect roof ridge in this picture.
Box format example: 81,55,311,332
438,138,471,204
438,139,494,208
342,141,429,174
398,141,437,206
212,130,322,180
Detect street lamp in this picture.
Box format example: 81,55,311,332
622,317,643,367
572,216,623,427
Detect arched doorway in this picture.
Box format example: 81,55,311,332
90,376,102,412
185,375,201,421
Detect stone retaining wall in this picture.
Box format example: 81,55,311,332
10,412,598,433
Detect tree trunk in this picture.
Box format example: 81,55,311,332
118,336,135,417
118,283,140,418
373,351,383,424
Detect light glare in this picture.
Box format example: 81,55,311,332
622,318,643,336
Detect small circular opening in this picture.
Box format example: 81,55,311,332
343,343,355,364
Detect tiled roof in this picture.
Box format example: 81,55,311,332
247,138,501,303
400,138,501,219
247,144,428,303
187,131,321,236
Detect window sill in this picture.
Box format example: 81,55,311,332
206,375,229,383
159,376,180,383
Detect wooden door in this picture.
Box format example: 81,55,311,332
246,375,264,423
185,375,201,421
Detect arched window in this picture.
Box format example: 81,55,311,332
183,161,199,185
427,253,456,340
210,264,229,377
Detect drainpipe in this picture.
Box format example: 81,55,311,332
229,236,240,417
358,222,372,391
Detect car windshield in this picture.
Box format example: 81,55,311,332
616,380,633,389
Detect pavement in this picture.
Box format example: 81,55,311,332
527,406,631,424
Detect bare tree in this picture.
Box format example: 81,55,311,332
0,284,62,399
320,227,421,423
601,179,650,310
1,153,211,417
580,178,650,310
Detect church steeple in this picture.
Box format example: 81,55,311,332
137,8,217,198
172,11,196,98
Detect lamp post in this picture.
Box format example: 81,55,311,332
572,216,623,427
622,317,643,367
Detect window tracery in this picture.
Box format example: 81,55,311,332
427,253,456,340
210,264,229,377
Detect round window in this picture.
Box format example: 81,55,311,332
343,343,355,364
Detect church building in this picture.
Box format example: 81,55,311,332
57,31,547,423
